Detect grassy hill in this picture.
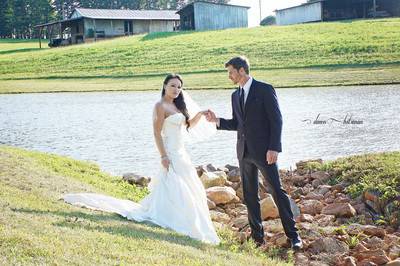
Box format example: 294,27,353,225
1,18,400,93
0,145,290,265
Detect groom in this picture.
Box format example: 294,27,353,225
206,56,302,250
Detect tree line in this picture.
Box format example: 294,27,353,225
0,0,228,38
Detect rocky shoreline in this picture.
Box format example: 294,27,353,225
123,159,400,266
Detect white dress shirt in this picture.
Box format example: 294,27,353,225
240,76,253,104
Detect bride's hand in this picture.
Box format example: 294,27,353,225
161,156,170,170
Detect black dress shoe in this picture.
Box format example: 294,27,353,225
290,237,303,251
254,238,265,247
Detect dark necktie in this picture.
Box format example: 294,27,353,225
240,87,245,112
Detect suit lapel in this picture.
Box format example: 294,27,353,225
244,79,257,118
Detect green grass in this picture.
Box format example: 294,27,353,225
0,38,48,55
307,151,400,200
0,18,400,93
0,145,290,265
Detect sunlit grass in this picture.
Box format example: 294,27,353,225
0,145,290,265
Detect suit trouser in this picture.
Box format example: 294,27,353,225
239,155,298,242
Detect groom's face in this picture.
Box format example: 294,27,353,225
227,65,241,85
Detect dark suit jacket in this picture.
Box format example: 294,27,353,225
218,79,282,161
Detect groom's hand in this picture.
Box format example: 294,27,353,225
266,150,278,165
205,109,217,123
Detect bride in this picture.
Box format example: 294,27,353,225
63,74,220,245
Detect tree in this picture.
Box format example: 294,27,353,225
0,0,14,37
260,15,276,26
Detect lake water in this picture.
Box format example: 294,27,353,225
1,85,399,178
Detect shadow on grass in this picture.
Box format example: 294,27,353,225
14,207,208,250
0,48,44,55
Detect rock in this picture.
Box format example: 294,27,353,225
300,199,324,215
362,225,386,238
205,163,217,172
310,253,338,265
209,210,230,223
292,187,305,199
231,215,248,229
236,184,244,201
353,203,366,214
260,194,279,220
352,243,369,253
207,198,216,210
388,245,400,260
337,256,357,266
354,249,390,265
357,260,378,266
321,203,356,217
290,197,301,219
227,168,241,182
312,179,323,188
364,236,385,250
299,213,314,223
315,214,336,226
206,186,237,205
363,190,382,213
310,171,331,183
386,259,400,266
122,173,150,186
315,185,332,196
331,183,346,193
270,232,289,247
305,191,324,200
200,171,227,188
309,237,349,255
294,253,310,266
309,260,329,266
230,181,240,191
262,219,284,233
292,175,307,186
298,224,323,240
225,164,238,172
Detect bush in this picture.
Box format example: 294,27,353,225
260,16,276,26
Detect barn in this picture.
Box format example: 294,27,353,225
35,8,180,47
177,1,249,31
275,0,400,26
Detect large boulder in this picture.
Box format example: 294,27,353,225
209,210,230,223
227,167,241,182
300,199,324,216
310,171,331,183
200,171,227,188
231,215,249,229
206,186,237,205
260,194,279,220
309,237,349,255
321,203,356,217
354,249,390,265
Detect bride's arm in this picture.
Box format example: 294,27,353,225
153,103,169,169
188,111,206,129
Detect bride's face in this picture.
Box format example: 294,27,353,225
164,78,182,99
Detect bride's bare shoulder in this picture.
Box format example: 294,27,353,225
154,101,166,115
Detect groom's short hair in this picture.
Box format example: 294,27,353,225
225,56,250,74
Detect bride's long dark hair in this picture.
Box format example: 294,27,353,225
162,74,190,130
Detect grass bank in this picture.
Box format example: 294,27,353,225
0,18,400,93
0,145,289,265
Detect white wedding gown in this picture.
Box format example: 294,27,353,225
63,113,220,245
